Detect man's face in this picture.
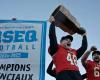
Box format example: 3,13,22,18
92,53,100,62
60,38,71,48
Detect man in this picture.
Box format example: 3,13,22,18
81,46,100,80
48,16,87,80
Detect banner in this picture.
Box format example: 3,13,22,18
0,20,46,80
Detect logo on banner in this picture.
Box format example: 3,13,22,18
0,26,37,59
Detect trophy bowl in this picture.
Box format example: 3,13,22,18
49,5,85,35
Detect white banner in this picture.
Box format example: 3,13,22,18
0,20,46,80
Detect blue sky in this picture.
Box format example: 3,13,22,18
0,0,100,80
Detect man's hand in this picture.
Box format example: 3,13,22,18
90,46,97,51
77,27,86,35
49,16,55,23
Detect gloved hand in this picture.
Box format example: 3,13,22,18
77,27,86,35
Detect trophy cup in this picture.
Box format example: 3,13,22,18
49,5,85,35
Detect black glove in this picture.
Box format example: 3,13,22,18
76,27,86,35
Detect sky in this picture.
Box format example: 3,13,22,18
0,0,100,80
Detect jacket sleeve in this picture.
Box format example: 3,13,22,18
82,73,87,79
49,23,58,56
46,60,56,77
77,35,88,59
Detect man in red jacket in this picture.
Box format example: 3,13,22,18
81,46,100,80
48,16,87,80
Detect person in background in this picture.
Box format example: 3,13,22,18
47,60,87,80
48,16,88,80
81,46,100,80
47,60,56,78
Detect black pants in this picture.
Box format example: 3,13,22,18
56,70,83,80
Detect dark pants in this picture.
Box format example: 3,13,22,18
56,70,83,80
